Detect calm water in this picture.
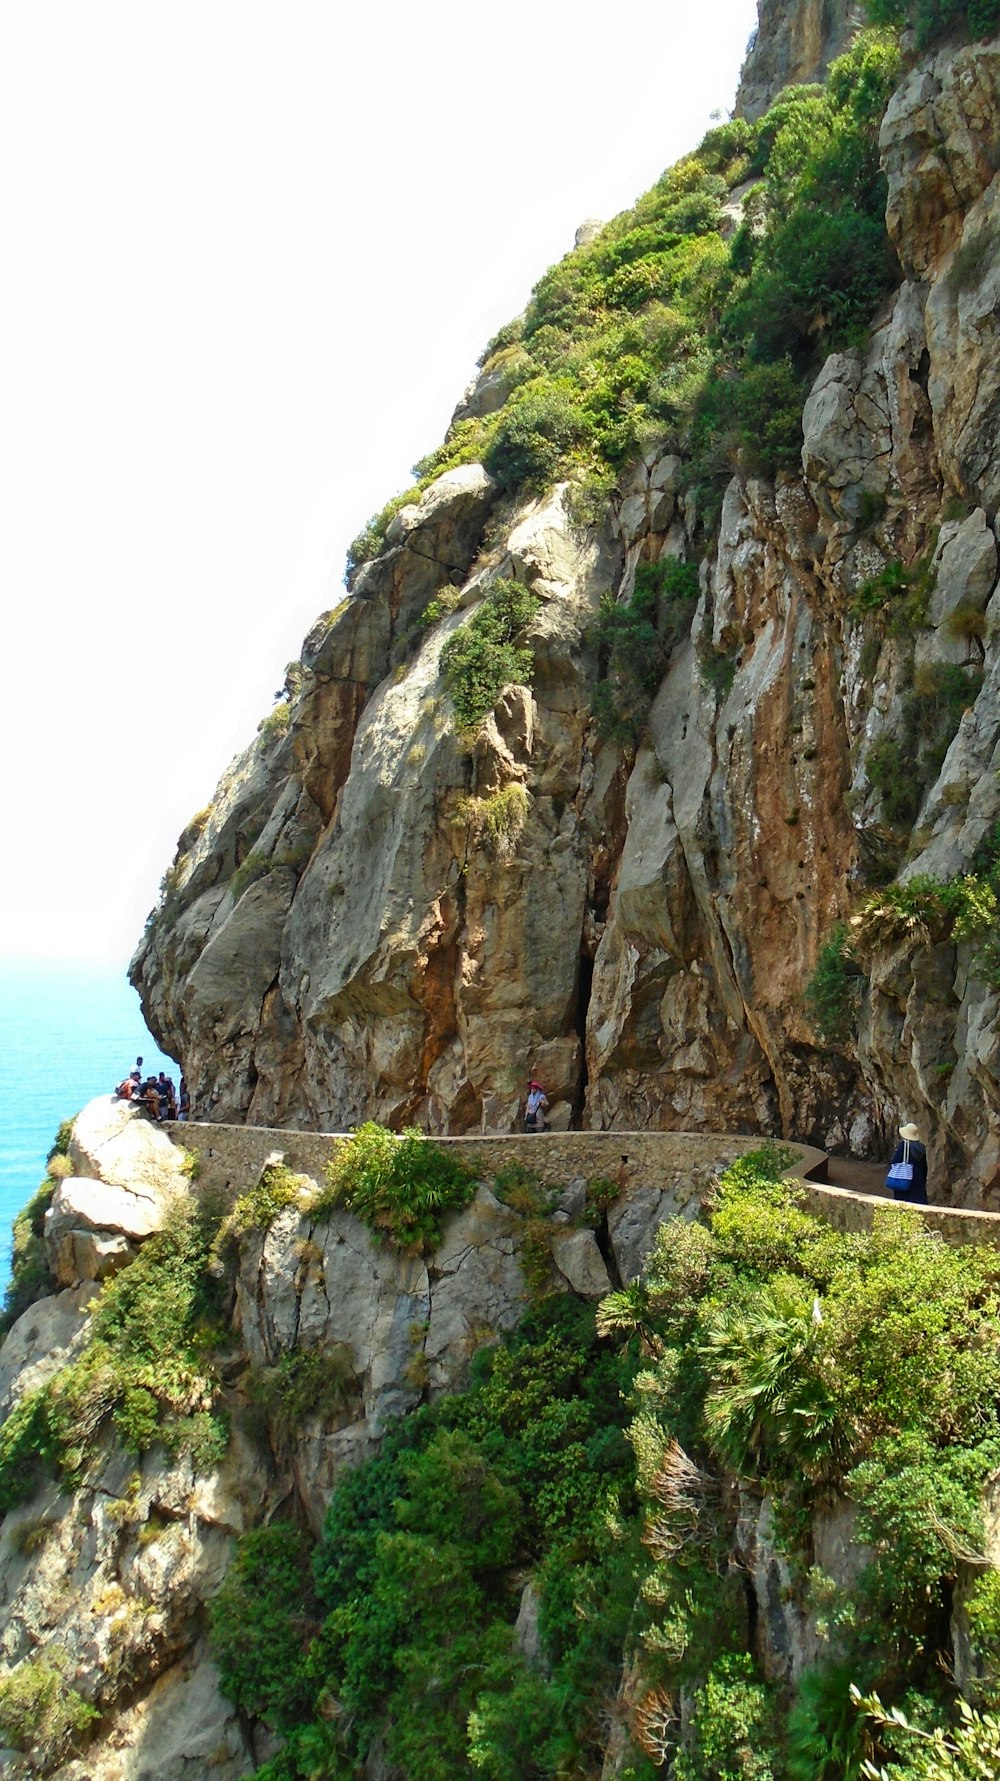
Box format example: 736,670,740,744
0,959,176,1285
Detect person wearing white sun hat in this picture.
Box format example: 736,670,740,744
885,1121,928,1204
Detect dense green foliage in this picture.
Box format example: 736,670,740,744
0,1650,97,1759
865,0,1000,49
214,1296,641,1780
807,865,1000,1044
211,1149,1000,1777
439,578,541,732
0,1202,226,1512
315,1122,476,1251
589,557,700,744
805,921,865,1043
347,32,901,575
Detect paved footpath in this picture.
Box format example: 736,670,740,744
824,1157,891,1199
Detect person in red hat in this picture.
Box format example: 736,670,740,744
524,1079,549,1133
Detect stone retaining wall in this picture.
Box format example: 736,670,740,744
169,1123,803,1206
167,1122,1000,1251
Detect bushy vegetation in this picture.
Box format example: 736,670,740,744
439,579,541,733
0,1202,227,1513
211,1151,1000,1777
805,921,866,1043
454,784,529,862
347,31,902,576
0,1117,71,1332
213,1296,641,1780
865,0,1000,49
217,1160,309,1246
807,865,1000,1044
314,1123,476,1252
589,557,700,745
246,1345,358,1461
0,1650,97,1760
862,660,982,827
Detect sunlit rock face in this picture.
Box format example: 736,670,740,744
131,21,1000,1207
735,0,864,120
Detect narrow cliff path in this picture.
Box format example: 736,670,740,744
171,1118,1000,1248
824,1157,890,1198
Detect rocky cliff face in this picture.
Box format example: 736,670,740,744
131,21,1000,1211
735,0,864,118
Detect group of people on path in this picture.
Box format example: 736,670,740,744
114,1057,190,1123
112,1053,930,1206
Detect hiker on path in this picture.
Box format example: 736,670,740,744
886,1121,929,1204
524,1079,549,1133
178,1077,191,1121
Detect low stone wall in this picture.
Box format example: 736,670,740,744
168,1123,808,1207
798,1179,1000,1250
167,1122,1000,1252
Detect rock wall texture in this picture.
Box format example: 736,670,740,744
130,17,1000,1214
735,0,864,119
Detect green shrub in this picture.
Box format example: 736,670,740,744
589,556,700,744
673,1653,780,1781
247,1345,357,1457
2,1177,56,1332
0,1201,226,1511
217,1161,308,1249
787,1662,871,1780
440,579,541,732
210,1524,318,1729
315,1123,475,1252
698,641,739,700
0,1651,97,1757
257,702,291,743
806,921,864,1043
865,0,1000,44
482,380,585,493
866,733,921,824
701,1277,852,1482
855,1688,1000,1777
455,784,529,862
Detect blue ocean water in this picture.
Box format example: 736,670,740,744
0,959,176,1286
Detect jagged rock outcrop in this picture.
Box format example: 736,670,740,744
735,0,864,119
130,18,1000,1210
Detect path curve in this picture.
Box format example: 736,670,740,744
166,1120,1000,1252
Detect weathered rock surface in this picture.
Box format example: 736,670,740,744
735,0,863,121
43,1099,190,1286
128,22,1000,1209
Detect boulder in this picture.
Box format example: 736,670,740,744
68,1097,190,1200
550,1227,611,1297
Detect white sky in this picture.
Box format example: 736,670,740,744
0,0,759,970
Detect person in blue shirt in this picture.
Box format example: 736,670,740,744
887,1121,928,1204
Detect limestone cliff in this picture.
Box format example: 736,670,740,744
735,0,864,118
131,14,1000,1215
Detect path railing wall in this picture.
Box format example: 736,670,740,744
167,1121,1000,1251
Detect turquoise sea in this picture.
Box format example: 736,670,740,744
0,959,176,1288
